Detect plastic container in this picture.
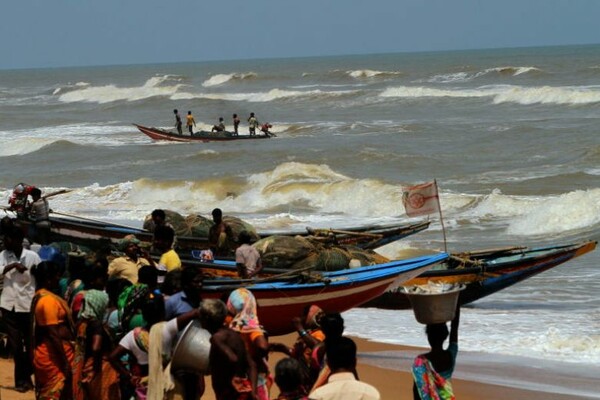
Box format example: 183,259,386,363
404,285,464,324
171,320,211,374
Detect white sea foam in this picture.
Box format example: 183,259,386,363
3,165,597,238
58,75,184,104
380,85,497,99
507,189,600,235
492,85,600,105
202,72,257,87
426,66,542,83
344,306,600,365
0,123,146,155
187,88,357,103
380,84,600,105
347,69,402,79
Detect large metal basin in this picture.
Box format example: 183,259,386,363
171,320,211,374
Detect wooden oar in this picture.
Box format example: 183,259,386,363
307,227,383,239
43,189,72,199
49,210,146,232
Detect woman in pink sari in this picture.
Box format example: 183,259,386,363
412,306,460,400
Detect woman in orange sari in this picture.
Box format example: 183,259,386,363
31,261,76,400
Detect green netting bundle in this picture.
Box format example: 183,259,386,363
253,235,316,268
143,210,189,236
288,244,390,271
223,216,260,242
185,214,213,238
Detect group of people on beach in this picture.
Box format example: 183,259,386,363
1,189,461,399
173,109,274,137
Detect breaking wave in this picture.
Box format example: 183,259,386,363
347,69,403,79
202,72,257,87
175,88,358,103
380,85,600,105
426,66,542,83
57,75,185,104
5,163,597,239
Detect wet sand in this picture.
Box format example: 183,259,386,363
1,334,596,400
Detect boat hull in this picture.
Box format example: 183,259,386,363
201,253,448,335
17,216,427,253
135,124,271,142
362,241,597,309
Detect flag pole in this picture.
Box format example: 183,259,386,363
435,179,448,253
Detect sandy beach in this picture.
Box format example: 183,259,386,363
0,333,595,400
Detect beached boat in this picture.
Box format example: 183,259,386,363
135,124,271,142
201,253,448,335
361,241,597,309
17,214,428,252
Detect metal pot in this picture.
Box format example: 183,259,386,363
170,320,211,374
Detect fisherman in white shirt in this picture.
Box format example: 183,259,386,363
0,226,41,392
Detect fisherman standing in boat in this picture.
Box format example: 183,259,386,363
186,110,196,136
28,188,50,245
235,231,263,279
174,109,183,135
8,183,35,219
232,113,240,135
208,208,233,257
248,112,259,136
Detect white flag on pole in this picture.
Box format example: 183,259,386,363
402,181,440,217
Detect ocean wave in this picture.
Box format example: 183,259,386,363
347,69,403,79
0,124,147,155
426,66,542,83
380,84,600,105
506,189,600,236
380,85,495,99
177,88,359,103
202,72,257,87
57,75,185,104
344,307,600,365
492,85,600,105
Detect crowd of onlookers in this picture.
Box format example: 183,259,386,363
0,204,460,400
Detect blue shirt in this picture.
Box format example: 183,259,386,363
164,291,195,320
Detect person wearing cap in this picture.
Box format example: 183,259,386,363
108,235,150,284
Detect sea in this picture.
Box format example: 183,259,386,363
1,44,599,396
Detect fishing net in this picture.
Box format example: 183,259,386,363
143,211,259,240
254,235,390,270
223,216,260,242
253,235,316,268
143,210,189,236
185,214,213,238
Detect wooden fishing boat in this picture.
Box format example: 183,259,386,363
135,124,271,143
200,253,448,335
16,214,428,252
362,241,597,309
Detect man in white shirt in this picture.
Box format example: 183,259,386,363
235,230,263,279
311,337,381,400
0,226,41,392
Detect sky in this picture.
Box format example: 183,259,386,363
2,0,600,70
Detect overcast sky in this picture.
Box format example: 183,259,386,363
2,0,599,70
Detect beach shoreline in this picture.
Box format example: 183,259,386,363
0,333,596,400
